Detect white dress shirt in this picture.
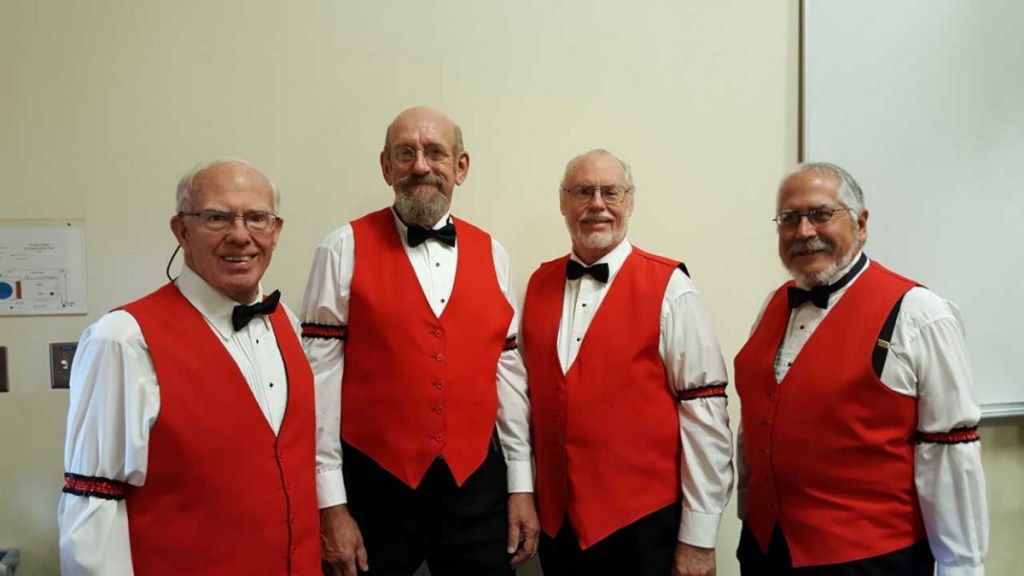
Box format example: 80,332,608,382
552,240,734,549
300,210,534,509
58,265,300,576
736,252,989,576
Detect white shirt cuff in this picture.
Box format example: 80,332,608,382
316,467,348,509
506,460,535,493
677,508,722,548
937,563,985,576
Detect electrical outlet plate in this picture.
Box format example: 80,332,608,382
50,342,78,389
0,346,8,393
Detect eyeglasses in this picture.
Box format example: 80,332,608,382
773,207,850,229
563,185,633,206
391,144,452,165
178,209,282,233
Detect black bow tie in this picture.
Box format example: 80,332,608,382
787,284,831,309
786,252,868,309
566,260,610,283
406,222,457,248
232,290,281,331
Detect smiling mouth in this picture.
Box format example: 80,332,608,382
222,255,255,263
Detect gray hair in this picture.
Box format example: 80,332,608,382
175,158,280,212
782,162,865,217
560,149,635,192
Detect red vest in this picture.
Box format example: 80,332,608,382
734,261,925,567
342,208,513,488
522,248,681,548
121,284,320,576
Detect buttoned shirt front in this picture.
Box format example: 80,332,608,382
301,210,533,507
550,239,734,547
736,251,989,576
58,265,298,576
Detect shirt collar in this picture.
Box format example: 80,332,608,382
570,239,632,283
390,207,454,246
175,265,265,340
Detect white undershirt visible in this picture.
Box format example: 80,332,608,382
550,240,735,548
300,210,533,509
58,265,301,576
736,252,989,576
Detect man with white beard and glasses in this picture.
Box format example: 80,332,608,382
734,162,989,575
520,149,734,576
300,106,539,576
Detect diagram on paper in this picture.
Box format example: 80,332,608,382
0,221,87,315
0,269,78,312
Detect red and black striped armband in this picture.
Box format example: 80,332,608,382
916,426,980,445
677,383,728,402
502,335,518,352
301,323,347,341
63,472,130,501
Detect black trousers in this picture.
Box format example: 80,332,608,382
341,439,513,576
538,501,681,576
737,523,934,576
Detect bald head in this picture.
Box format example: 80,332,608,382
384,106,464,156
176,159,280,213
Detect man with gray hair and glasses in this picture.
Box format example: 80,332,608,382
734,162,989,575
520,149,734,576
59,159,320,575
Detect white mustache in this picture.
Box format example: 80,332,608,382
578,210,614,224
787,237,834,255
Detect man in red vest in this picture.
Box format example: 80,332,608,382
734,162,989,575
59,159,321,575
520,149,735,576
301,106,539,576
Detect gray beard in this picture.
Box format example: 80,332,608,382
789,241,861,287
394,190,450,228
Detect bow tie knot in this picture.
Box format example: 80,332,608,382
566,260,610,283
787,285,831,309
232,290,281,331
786,252,870,309
406,222,457,248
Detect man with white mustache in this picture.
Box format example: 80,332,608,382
734,162,988,575
301,106,538,576
59,159,320,575
520,149,734,576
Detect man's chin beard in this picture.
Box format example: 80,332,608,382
572,229,623,258
394,189,450,227
787,245,859,287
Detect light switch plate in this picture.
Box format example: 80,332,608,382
0,346,8,393
50,342,78,389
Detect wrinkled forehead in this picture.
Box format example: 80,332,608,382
386,113,457,150
190,164,276,209
565,154,627,187
777,170,841,210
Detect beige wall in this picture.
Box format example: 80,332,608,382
0,1,1019,574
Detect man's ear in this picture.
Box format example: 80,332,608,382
170,214,187,245
454,150,470,185
380,149,394,185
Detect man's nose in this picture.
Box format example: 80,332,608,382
587,189,608,208
225,217,254,242
412,150,431,174
794,215,818,238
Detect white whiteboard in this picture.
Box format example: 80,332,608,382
803,0,1024,417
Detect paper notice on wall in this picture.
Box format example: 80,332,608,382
0,219,87,315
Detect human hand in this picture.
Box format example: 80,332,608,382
320,504,369,576
507,492,540,567
672,541,716,576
